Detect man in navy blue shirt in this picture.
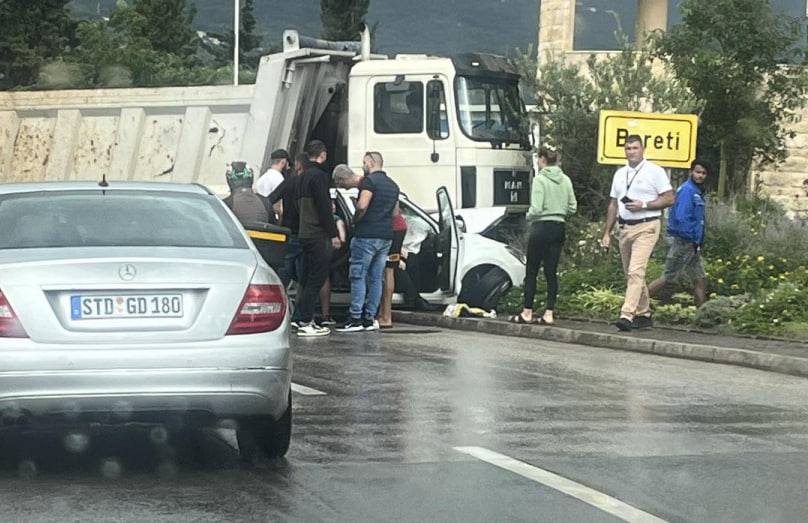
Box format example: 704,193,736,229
648,160,708,307
335,152,400,332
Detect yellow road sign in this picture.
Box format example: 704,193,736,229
598,111,698,168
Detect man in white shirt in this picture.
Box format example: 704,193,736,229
600,135,674,331
255,149,289,197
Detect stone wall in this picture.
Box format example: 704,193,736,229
759,109,808,217
538,0,575,57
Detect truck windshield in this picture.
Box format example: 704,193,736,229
455,76,527,146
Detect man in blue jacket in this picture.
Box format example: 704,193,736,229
648,160,708,307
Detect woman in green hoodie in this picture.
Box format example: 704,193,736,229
511,147,577,325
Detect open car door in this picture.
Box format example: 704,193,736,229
436,186,461,293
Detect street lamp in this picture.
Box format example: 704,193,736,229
233,0,240,86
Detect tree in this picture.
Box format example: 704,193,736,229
320,0,369,41
132,0,199,59
0,0,77,90
515,32,698,219
203,0,264,71
652,0,808,198
67,0,215,88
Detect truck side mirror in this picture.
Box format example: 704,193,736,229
426,80,447,141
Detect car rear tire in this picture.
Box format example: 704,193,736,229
237,390,292,459
458,267,512,311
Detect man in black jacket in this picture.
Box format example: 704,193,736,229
295,140,342,337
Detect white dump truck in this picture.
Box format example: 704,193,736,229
0,28,533,211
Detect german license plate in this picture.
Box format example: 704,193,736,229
70,294,183,320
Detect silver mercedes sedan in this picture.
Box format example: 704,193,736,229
0,181,292,458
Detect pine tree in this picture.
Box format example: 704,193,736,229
240,0,262,56
320,0,370,41
0,0,77,89
203,0,264,70
132,0,199,59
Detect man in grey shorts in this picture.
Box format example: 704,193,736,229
648,160,708,307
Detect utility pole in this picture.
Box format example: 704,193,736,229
233,0,240,86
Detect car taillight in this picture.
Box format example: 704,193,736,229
0,290,28,338
226,284,287,335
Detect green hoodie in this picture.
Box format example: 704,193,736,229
527,165,577,222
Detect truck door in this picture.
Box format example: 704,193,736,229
365,75,456,211
436,186,460,293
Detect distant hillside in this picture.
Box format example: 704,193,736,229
67,0,541,57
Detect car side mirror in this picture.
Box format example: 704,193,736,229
455,215,466,233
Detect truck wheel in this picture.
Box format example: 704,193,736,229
458,267,512,311
237,390,292,459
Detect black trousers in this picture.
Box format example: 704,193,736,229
523,221,566,310
394,252,422,306
298,237,331,323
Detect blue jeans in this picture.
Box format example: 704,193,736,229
278,234,303,289
349,237,392,319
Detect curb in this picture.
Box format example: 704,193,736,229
392,311,808,378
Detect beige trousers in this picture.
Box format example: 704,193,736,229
618,220,660,319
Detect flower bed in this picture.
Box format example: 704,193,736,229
499,196,808,338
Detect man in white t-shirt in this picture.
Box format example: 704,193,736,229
255,149,289,198
600,135,674,332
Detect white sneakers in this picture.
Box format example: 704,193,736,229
296,322,331,337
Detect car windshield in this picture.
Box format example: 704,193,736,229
0,190,247,249
455,75,527,145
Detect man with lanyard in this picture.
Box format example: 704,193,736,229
337,151,399,332
601,135,674,331
648,160,709,307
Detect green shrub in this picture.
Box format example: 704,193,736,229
692,295,749,328
653,303,697,324
563,287,624,319
733,283,808,336
497,195,808,336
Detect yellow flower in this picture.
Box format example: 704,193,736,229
717,278,725,284
710,292,717,299
731,284,740,289
717,258,723,263
768,265,775,270
757,256,765,262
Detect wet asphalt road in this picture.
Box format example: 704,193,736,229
2,325,808,522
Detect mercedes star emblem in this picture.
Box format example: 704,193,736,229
119,264,137,281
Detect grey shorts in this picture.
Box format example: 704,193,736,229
663,236,706,282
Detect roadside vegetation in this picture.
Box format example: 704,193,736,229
507,0,808,338
0,0,369,90
499,190,808,339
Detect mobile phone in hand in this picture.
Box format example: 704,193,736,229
620,196,633,204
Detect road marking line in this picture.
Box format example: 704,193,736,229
453,446,668,523
291,382,327,396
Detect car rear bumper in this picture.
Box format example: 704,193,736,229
0,367,291,423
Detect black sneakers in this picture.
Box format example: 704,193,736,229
337,317,365,333
614,317,633,331
615,315,653,331
632,315,653,330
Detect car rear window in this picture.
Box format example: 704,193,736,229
0,190,248,249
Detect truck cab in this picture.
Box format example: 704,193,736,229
347,53,532,211
268,29,533,212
